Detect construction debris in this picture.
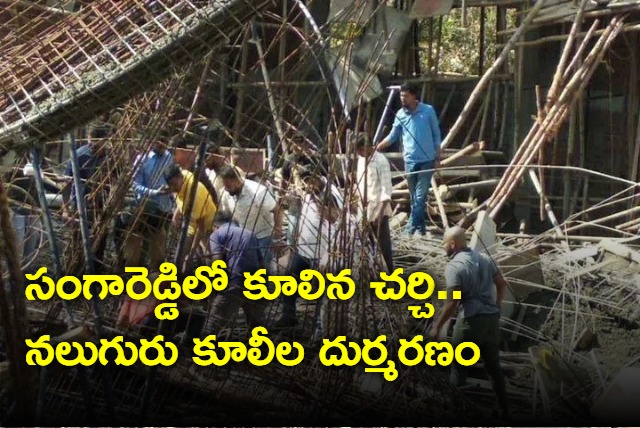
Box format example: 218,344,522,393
0,0,639,425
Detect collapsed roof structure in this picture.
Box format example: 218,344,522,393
0,0,638,425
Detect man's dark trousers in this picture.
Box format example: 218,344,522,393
451,312,508,413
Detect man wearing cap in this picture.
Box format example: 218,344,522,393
376,83,442,236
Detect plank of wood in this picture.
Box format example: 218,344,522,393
599,239,640,264
562,245,600,264
565,259,616,280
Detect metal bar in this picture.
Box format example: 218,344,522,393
249,19,286,144
68,135,96,274
373,89,398,144
291,0,349,119
68,134,116,419
30,147,74,327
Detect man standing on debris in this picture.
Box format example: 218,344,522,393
376,83,441,236
354,132,394,272
217,164,283,270
119,136,175,270
430,225,510,419
164,164,217,270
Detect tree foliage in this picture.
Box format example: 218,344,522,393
419,7,504,76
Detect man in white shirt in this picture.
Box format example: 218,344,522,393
217,164,283,269
204,146,246,204
354,133,394,272
276,168,343,328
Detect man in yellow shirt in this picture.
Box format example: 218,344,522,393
165,164,217,270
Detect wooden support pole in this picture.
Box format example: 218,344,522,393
528,170,564,237
546,0,590,108
629,35,640,216
431,175,449,229
616,216,640,231
566,205,640,233
437,178,501,194
479,6,486,75
477,80,493,143
535,85,546,221
487,17,625,219
434,16,444,78
514,34,524,155
462,98,488,148
498,81,509,151
442,140,486,166
564,106,577,218
438,84,457,123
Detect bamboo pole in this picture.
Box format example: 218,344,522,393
562,20,600,80
488,15,611,214
495,19,623,205
566,205,640,233
546,0,590,108
440,0,547,150
443,140,486,166
616,216,640,231
535,85,546,221
487,18,624,218
438,178,500,193
431,175,449,228
478,81,493,143
509,23,640,47
528,170,564,237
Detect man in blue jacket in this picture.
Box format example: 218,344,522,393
376,83,442,235
202,217,265,334
125,136,175,269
